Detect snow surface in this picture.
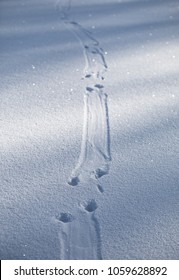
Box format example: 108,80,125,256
0,0,179,259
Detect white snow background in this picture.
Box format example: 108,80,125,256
0,0,179,259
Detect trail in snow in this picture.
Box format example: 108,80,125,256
54,200,102,260
69,86,111,187
56,0,111,186
65,21,108,80
54,0,111,260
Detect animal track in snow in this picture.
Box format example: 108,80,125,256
56,212,75,223
55,200,102,259
82,199,98,212
54,0,107,260
68,21,108,80
56,0,111,186
68,86,111,186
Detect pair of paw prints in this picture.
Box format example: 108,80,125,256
56,199,98,223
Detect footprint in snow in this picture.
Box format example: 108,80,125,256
56,212,75,223
81,199,98,212
55,199,102,259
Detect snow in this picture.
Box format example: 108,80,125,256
0,0,179,260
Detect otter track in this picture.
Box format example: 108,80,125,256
54,200,102,260
54,0,111,260
56,0,111,186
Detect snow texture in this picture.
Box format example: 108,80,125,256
0,0,179,260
